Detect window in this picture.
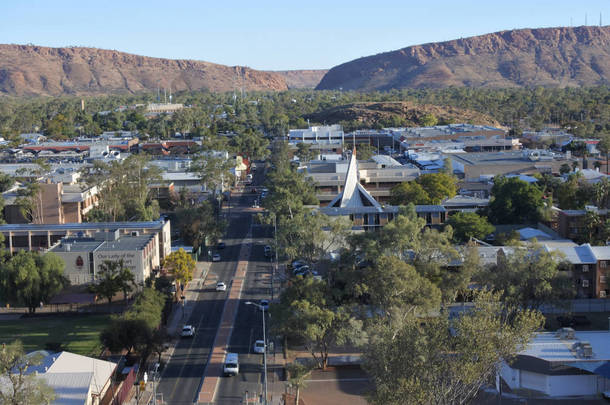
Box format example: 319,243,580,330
582,265,589,272
600,290,607,298
582,279,590,288
602,261,607,269
601,276,607,284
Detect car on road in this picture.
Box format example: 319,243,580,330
259,299,269,311
293,265,310,275
217,242,226,249
216,282,227,291
181,325,195,337
264,245,272,257
212,253,221,262
223,353,239,376
253,340,265,354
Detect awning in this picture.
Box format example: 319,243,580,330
562,361,610,378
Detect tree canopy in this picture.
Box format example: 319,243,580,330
488,177,543,224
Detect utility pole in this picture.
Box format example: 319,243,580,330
246,302,268,405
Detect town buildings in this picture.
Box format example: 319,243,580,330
49,231,161,285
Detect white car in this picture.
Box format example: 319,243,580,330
212,253,221,262
253,339,265,354
216,282,227,292
181,325,195,337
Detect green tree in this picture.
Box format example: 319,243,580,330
488,177,543,224
478,243,574,310
162,248,196,288
91,260,123,305
190,153,234,195
295,142,317,162
419,113,438,127
416,173,457,204
0,251,68,313
0,341,56,405
559,163,572,175
390,181,430,205
286,361,314,405
231,130,270,160
116,261,135,302
446,212,494,243
364,290,544,405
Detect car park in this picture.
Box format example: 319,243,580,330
216,282,227,291
181,325,195,337
253,340,265,354
212,253,221,262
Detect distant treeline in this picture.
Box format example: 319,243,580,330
0,87,608,140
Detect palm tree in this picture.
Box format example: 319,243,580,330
286,361,313,405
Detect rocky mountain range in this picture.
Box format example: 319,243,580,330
0,45,291,96
316,26,610,91
273,70,328,89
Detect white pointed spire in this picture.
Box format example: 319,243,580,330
328,150,382,210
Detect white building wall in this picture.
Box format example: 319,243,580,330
520,370,548,393
94,250,147,283
547,374,597,396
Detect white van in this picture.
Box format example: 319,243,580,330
223,353,239,376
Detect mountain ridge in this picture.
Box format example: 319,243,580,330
316,26,610,91
0,44,290,96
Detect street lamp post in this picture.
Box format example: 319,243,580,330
245,301,268,405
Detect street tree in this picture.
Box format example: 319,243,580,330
231,130,269,161
190,153,234,195
446,212,494,243
162,248,196,288
0,341,56,405
0,251,68,313
295,142,317,162
364,290,544,405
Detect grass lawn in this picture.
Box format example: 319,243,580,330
0,314,112,356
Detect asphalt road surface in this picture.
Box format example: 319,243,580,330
157,193,253,405
158,165,268,405
214,220,275,404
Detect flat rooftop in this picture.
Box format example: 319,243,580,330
0,220,166,232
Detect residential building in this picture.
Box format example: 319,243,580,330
500,330,610,397
27,351,117,405
49,231,161,285
555,206,608,242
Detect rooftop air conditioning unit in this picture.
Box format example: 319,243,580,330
557,327,575,339
131,231,139,237
581,343,593,358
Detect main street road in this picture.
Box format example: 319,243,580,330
158,192,254,405
214,222,276,404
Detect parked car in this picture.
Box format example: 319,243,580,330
181,325,195,337
293,265,310,275
291,259,308,269
216,282,227,291
212,253,221,262
259,299,269,311
253,340,265,354
264,245,272,257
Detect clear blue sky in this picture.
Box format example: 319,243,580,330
1,0,608,70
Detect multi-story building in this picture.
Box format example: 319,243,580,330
0,219,171,261
303,156,420,205
49,231,161,285
3,182,99,224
